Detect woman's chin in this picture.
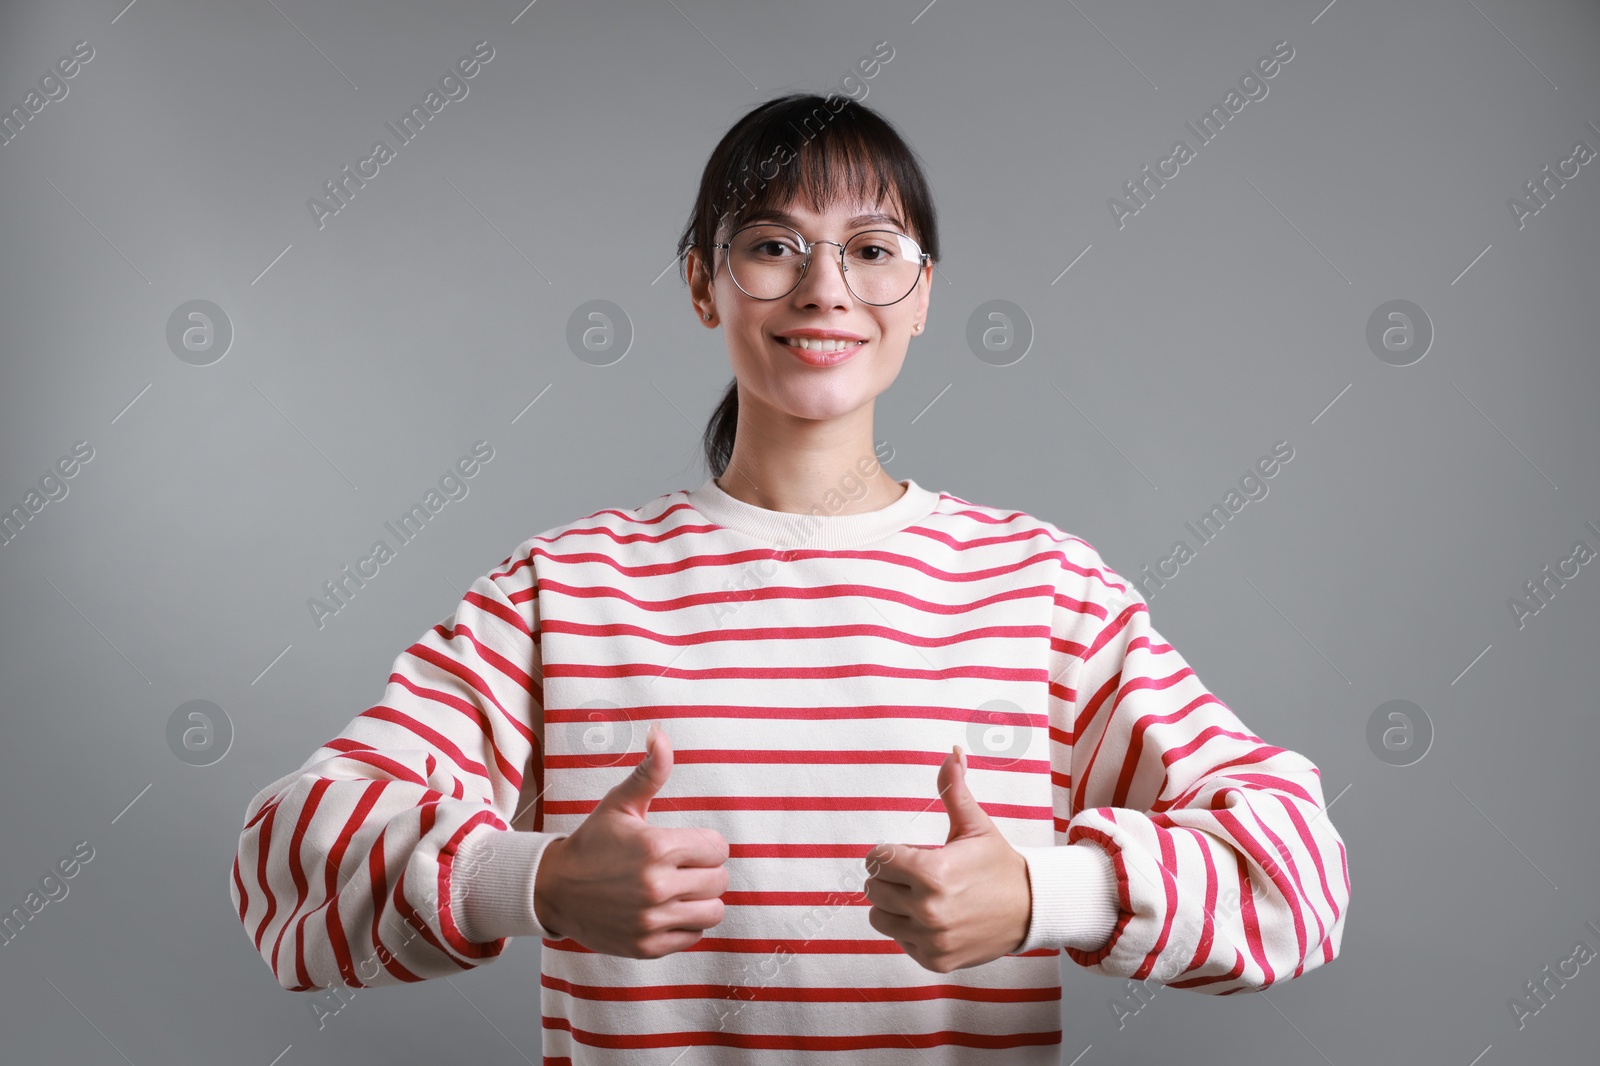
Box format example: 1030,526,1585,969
774,387,880,423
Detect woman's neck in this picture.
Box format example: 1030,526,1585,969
715,458,905,516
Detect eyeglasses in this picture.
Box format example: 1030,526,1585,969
711,223,930,306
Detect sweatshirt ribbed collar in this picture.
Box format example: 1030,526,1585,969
685,475,940,550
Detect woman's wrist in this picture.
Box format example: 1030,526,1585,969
533,834,566,939
449,826,569,943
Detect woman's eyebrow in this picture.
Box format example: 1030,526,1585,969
749,209,907,231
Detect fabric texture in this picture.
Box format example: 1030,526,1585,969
233,474,1350,1062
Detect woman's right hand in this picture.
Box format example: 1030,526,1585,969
534,723,730,958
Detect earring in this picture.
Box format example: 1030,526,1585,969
703,312,712,320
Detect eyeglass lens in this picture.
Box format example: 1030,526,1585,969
724,226,923,305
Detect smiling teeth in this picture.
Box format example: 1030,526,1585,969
783,337,862,351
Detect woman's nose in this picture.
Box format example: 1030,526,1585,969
796,244,851,303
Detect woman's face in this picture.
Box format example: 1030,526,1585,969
690,193,933,429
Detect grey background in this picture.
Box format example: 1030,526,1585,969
1,0,1596,1062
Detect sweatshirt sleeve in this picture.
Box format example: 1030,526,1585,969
1015,572,1350,993
230,544,568,993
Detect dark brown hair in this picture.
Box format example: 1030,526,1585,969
677,93,941,479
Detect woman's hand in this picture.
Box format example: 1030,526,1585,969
535,723,730,958
862,745,1032,972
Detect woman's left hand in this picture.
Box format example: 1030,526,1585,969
862,745,1032,972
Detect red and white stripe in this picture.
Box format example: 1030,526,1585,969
233,482,1349,1061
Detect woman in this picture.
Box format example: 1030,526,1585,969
233,93,1349,1062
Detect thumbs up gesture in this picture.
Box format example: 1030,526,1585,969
534,723,730,958
862,746,1032,972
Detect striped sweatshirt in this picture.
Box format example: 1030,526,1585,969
232,474,1350,1063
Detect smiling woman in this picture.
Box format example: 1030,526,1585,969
677,94,939,514
234,91,1351,1065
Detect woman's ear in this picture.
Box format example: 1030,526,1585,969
685,246,716,325
911,261,933,333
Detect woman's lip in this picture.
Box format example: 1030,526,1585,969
773,335,866,366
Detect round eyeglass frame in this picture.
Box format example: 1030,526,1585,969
710,223,931,306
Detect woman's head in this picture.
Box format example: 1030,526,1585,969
679,94,940,479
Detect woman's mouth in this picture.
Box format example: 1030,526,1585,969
775,335,867,367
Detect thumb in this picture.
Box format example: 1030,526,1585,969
595,721,673,821
939,745,995,843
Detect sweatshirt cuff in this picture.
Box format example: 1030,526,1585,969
448,824,568,944
1014,842,1122,954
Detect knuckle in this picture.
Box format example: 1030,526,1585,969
639,870,670,905
638,833,670,864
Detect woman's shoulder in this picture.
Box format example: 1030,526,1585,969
921,486,1139,606
473,487,696,582
536,487,694,546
